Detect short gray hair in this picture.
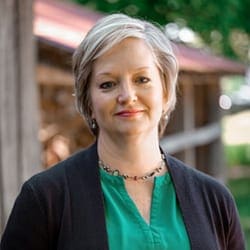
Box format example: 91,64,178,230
73,13,178,137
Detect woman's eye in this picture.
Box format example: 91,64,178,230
99,81,115,89
136,76,150,84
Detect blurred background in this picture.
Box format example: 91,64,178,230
0,0,249,247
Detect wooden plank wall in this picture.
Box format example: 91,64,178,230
161,73,224,180
0,0,41,234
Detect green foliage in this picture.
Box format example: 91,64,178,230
227,178,250,249
220,76,245,95
225,144,250,167
74,0,249,62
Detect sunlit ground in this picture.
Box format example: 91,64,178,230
222,109,250,249
223,110,250,145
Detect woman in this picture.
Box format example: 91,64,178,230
1,14,245,250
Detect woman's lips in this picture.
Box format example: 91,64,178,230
114,109,144,117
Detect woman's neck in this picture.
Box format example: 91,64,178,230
97,132,162,176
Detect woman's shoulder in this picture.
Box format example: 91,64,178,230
165,155,245,250
166,154,234,203
24,143,98,196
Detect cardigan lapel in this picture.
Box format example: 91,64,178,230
165,154,218,250
65,142,109,250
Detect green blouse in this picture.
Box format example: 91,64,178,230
100,168,191,250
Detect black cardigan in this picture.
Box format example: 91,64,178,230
0,143,245,250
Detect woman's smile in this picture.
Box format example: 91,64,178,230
114,109,145,118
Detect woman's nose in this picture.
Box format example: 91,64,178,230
117,82,138,104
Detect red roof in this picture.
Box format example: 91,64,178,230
34,0,246,74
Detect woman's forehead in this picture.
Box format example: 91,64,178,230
91,38,158,75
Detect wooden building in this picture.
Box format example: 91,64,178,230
34,0,246,180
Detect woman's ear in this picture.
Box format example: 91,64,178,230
162,91,168,111
89,104,94,119
160,74,168,103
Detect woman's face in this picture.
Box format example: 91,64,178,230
89,37,167,138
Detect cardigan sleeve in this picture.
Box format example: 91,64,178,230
0,182,50,250
227,193,246,250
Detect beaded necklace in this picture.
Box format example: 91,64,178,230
98,154,166,181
